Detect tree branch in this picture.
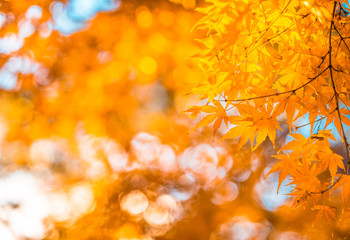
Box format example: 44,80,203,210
328,2,350,174
221,67,328,102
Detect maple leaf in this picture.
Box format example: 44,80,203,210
334,175,350,209
188,100,228,137
316,151,344,183
223,100,282,150
339,108,350,127
265,154,296,193
185,106,205,119
190,0,350,227
278,133,309,154
273,94,302,132
313,205,337,233
325,111,344,138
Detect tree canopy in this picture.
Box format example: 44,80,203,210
192,0,350,212
0,0,349,239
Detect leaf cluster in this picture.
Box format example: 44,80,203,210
190,0,350,230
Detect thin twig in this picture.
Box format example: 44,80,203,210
221,67,328,102
333,24,350,54
295,108,337,129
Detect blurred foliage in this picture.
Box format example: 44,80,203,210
0,0,348,239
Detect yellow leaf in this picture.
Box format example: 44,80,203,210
189,114,217,133
266,154,295,193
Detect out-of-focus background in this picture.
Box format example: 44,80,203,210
0,0,342,239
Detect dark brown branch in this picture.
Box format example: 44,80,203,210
328,5,350,174
333,24,350,54
310,174,343,194
307,1,350,196
221,67,328,102
317,51,329,68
